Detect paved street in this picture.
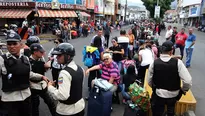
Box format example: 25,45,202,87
1,24,204,116
39,24,205,116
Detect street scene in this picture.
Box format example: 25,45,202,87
0,0,204,116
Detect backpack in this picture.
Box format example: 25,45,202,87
82,46,100,67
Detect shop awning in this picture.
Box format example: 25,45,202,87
80,12,91,17
38,10,77,18
0,9,32,18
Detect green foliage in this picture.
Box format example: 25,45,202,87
141,0,174,18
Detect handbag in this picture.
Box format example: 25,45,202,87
128,82,151,112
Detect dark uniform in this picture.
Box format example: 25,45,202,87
48,43,85,116
147,41,192,116
29,43,56,116
0,33,44,116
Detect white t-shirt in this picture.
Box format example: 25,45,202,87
165,29,173,39
117,36,129,43
139,48,154,66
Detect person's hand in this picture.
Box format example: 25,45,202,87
48,81,55,87
85,69,90,76
113,51,118,54
42,76,49,83
49,57,54,61
44,63,50,69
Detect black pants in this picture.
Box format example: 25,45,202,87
88,67,101,90
56,110,84,116
104,34,110,48
31,89,56,116
138,65,150,85
52,68,61,87
151,93,177,116
1,96,31,116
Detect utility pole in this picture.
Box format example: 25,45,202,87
157,0,159,6
124,0,127,23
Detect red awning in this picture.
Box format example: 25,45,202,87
0,9,32,18
38,10,77,18
80,11,91,17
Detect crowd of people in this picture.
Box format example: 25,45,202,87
0,19,195,116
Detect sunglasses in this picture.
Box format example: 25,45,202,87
54,41,59,44
103,58,109,61
7,42,18,46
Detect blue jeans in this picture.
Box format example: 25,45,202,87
119,84,130,100
186,48,193,67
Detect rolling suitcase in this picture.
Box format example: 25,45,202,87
87,86,112,116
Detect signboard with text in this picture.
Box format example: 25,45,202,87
0,2,35,8
37,2,86,10
154,6,160,18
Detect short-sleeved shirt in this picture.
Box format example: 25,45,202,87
99,61,120,85
175,33,188,46
109,45,123,62
185,34,196,48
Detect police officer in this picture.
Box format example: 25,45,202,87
29,43,56,116
0,33,49,116
48,43,85,116
22,36,40,57
147,40,192,116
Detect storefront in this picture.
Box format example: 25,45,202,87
104,0,115,21
86,0,95,21
36,0,90,32
0,2,35,27
188,5,201,27
94,0,104,21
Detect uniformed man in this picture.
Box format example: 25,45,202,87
22,36,40,57
0,32,49,116
29,43,56,116
48,43,85,116
147,40,192,116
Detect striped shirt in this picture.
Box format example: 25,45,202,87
99,61,120,84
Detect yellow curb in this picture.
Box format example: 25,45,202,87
40,40,49,44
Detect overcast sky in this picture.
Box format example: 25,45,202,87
127,0,145,7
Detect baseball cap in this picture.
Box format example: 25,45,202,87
6,32,21,42
30,43,45,53
162,40,174,52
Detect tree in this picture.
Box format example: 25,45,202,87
141,0,174,18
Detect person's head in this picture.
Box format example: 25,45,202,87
52,43,75,64
26,36,40,47
128,29,132,34
173,27,177,32
54,38,63,47
126,65,136,75
189,28,193,35
6,33,22,56
180,28,185,34
120,30,126,35
161,40,174,55
111,37,118,46
145,40,152,48
102,53,112,65
93,36,102,48
98,28,103,36
168,25,172,30
30,43,45,59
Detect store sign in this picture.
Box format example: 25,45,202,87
37,2,86,10
154,6,160,18
0,2,35,8
191,7,197,15
51,0,60,9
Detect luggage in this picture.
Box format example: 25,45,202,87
123,103,146,116
87,86,112,116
